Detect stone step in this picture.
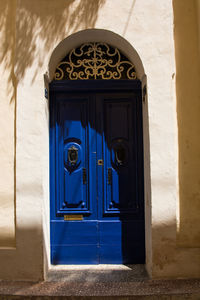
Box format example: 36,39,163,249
0,278,199,299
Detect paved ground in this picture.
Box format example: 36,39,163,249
0,265,199,299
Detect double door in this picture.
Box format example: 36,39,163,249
50,81,145,264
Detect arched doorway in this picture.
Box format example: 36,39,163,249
49,34,145,265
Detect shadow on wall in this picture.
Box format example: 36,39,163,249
0,0,105,248
0,0,106,98
173,0,200,247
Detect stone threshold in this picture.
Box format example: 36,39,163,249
47,264,148,282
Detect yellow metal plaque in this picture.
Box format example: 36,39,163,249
64,215,83,221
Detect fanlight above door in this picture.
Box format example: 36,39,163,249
54,42,137,80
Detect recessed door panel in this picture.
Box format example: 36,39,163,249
103,99,138,215
56,100,91,214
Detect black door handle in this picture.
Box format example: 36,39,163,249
83,168,87,184
108,168,112,185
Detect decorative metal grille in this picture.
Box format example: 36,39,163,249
54,42,137,80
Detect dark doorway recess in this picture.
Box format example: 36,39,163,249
50,80,145,264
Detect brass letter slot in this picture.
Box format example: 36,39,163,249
64,215,83,221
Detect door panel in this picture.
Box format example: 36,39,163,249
98,220,145,263
51,94,98,264
57,100,89,214
103,98,138,215
50,84,145,265
51,221,98,264
51,245,98,265
97,94,145,263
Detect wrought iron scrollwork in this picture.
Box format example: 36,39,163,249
54,42,137,80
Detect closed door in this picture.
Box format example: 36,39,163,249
50,82,145,264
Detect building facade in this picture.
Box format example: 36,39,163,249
0,0,199,280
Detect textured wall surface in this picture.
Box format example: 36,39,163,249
0,0,199,281
0,0,16,247
174,0,200,248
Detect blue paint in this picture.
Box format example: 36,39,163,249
50,80,145,264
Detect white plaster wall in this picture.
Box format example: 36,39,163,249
1,0,199,280
0,1,16,248
0,59,15,248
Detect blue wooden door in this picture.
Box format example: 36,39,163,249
50,81,145,264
